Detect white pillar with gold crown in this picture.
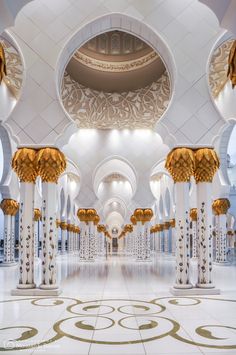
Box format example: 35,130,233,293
37,148,66,294
11,148,37,292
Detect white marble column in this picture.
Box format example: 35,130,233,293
159,224,164,252
163,222,170,254
0,199,18,266
60,221,67,254
12,148,38,291
130,215,137,258
156,225,161,252
143,219,152,260
212,198,230,264
170,219,176,256
67,223,73,253
190,209,198,259
88,221,95,261
194,148,219,289
56,219,60,255
37,147,66,293
33,208,41,259
165,147,195,290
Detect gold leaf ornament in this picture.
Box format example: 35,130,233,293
37,148,66,183
165,148,195,182
12,148,38,183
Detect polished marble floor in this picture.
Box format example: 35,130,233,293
0,253,236,354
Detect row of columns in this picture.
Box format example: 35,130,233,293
77,209,107,261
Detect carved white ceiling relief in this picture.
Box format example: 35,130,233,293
61,71,170,129
209,39,234,98
0,37,23,99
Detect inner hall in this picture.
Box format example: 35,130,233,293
0,1,236,354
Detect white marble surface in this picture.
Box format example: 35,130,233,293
0,253,236,354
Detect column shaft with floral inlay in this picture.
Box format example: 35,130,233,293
55,219,60,254
130,215,137,258
60,221,67,254
194,148,219,288
170,219,176,256
0,199,19,265
34,209,41,259
163,222,170,254
37,148,66,290
67,223,73,253
165,148,195,289
212,198,230,264
190,208,198,259
12,148,38,288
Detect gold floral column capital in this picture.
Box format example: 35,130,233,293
37,147,66,183
124,224,133,233
56,219,61,228
165,147,195,182
34,208,41,222
77,209,86,222
12,148,38,183
156,224,164,232
169,219,175,228
212,198,230,215
0,199,19,216
134,209,144,223
86,209,97,223
130,214,137,225
190,208,198,221
143,208,153,222
194,148,219,183
94,215,100,226
60,221,67,230
163,221,170,230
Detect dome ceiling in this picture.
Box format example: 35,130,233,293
66,30,166,92
61,30,171,130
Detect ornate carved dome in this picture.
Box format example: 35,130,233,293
61,30,171,130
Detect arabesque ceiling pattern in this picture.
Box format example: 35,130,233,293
209,39,235,98
61,71,170,129
0,37,23,99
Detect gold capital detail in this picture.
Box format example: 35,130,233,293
194,148,219,183
124,224,133,233
0,199,19,216
12,148,38,183
130,215,137,225
165,147,195,183
94,215,100,225
212,198,230,215
134,208,153,224
169,219,175,228
34,208,41,222
163,221,170,230
60,221,67,230
97,224,105,233
190,208,197,221
56,219,60,228
37,148,66,183
77,208,98,224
